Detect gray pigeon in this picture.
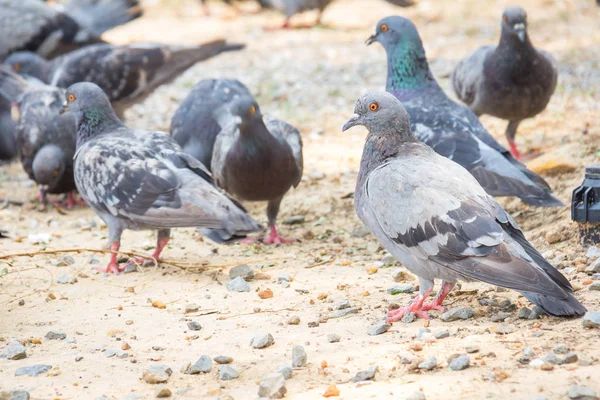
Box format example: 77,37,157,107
211,96,303,245
344,91,586,320
367,16,562,207
0,0,142,60
0,93,18,162
170,78,252,170
452,7,557,160
64,82,261,274
0,67,81,208
5,40,244,118
260,0,333,28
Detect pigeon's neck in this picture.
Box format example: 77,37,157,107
359,125,417,178
385,40,437,93
497,27,536,57
235,120,279,155
76,107,124,148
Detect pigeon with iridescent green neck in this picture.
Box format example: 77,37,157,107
367,15,562,208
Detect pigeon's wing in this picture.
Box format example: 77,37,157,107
61,0,142,38
451,45,494,108
263,115,303,187
363,149,569,298
539,49,558,95
210,122,238,192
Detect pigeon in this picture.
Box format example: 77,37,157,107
0,93,18,162
170,78,253,170
0,67,82,208
367,16,562,207
211,96,303,244
452,7,557,160
343,91,586,320
5,40,245,118
260,0,333,28
199,0,271,16
0,0,142,60
64,82,261,274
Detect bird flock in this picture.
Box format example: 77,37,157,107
0,0,588,326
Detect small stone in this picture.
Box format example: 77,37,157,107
75,356,83,362
287,316,300,325
258,289,273,299
490,312,510,322
0,391,30,400
219,365,239,381
334,300,351,310
449,354,470,371
529,358,545,368
368,320,390,336
185,303,199,313
516,307,532,319
560,352,579,365
406,391,426,400
583,311,600,329
283,216,305,225
540,362,554,371
56,273,77,284
542,352,560,365
440,307,475,322
123,264,138,273
0,340,27,360
142,364,172,384
278,272,291,282
382,255,396,266
45,330,66,340
589,282,600,291
187,321,201,331
523,347,536,358
418,357,437,371
14,364,52,377
495,323,516,334
386,284,415,295
567,384,598,399
416,328,431,341
214,356,233,364
327,334,341,343
277,365,293,380
465,345,479,354
104,349,117,358
323,384,340,398
352,366,378,382
398,352,417,365
434,330,450,339
553,344,568,354
327,308,358,319
229,265,254,281
258,372,287,399
308,321,319,327
227,275,252,292
188,355,212,374
586,259,600,273
292,345,307,368
578,356,594,366
250,332,274,349
155,386,172,398
401,312,416,324
529,306,545,319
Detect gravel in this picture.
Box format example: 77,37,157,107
333,300,351,310
277,365,293,380
250,332,275,349
0,340,26,360
418,357,437,371
45,330,66,340
185,303,199,313
553,344,568,354
278,272,291,282
448,354,470,371
214,356,233,364
434,330,450,339
327,334,341,343
287,315,300,325
258,372,287,399
495,323,516,334
219,365,239,381
352,366,378,382
0,391,30,400
439,307,475,322
226,276,251,292
187,321,202,331
327,308,359,319
386,284,415,295
582,311,600,329
292,345,307,367
155,386,172,398
283,215,305,225
14,364,52,377
188,355,212,374
229,264,254,281
142,365,172,384
567,384,598,399
516,307,532,319
406,391,426,400
560,352,579,365
367,320,391,336
56,274,78,284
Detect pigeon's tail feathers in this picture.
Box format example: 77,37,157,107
518,190,564,207
521,292,587,317
198,228,252,244
64,0,143,37
221,43,246,53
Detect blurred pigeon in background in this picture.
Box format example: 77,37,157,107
5,40,245,118
64,82,261,274
367,16,562,207
0,0,142,60
344,91,586,320
0,92,18,162
260,0,333,28
452,7,557,160
211,96,303,244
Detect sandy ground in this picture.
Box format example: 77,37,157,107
2,0,600,399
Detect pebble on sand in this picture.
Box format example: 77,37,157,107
0,391,30,400
449,354,470,371
229,264,254,281
187,355,212,374
45,331,66,340
287,316,300,325
439,307,475,322
406,390,426,400
214,356,233,364
328,308,359,319
14,364,52,377
258,372,287,399
0,340,27,360
187,321,202,331
368,320,391,336
582,311,600,329
327,334,341,343
495,323,516,335
250,333,275,349
292,345,307,368
219,365,239,381
56,274,78,284
277,365,293,380
567,384,598,400
418,357,437,371
386,284,415,295
155,386,172,398
226,276,251,292
142,364,172,384
352,366,378,382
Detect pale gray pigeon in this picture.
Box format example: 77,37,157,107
344,91,586,321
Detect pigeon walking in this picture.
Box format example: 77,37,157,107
0,0,142,60
170,79,253,170
0,67,81,208
64,82,261,274
211,96,303,244
452,7,557,160
367,16,562,207
5,40,244,117
344,91,586,321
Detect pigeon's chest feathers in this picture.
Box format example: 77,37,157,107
386,44,436,94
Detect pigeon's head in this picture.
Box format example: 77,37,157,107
342,91,410,134
33,144,66,193
63,82,117,127
229,96,262,126
4,52,49,81
366,16,422,50
502,6,528,42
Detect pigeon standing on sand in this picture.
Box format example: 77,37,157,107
211,96,303,245
64,82,261,274
0,0,142,59
452,7,557,160
343,91,586,320
367,16,562,207
5,41,244,118
0,67,81,208
170,79,252,170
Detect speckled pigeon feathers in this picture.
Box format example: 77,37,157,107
170,78,252,170
0,0,142,59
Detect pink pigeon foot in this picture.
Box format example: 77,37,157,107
62,192,87,209
421,282,455,312
263,224,295,245
387,288,433,322
95,242,124,274
123,237,169,269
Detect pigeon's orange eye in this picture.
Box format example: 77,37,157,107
68,94,76,102
249,105,256,116
380,24,388,32
503,15,509,23
13,64,21,72
369,102,379,111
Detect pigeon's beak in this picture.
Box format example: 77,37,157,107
10,102,20,121
60,100,68,115
513,23,526,42
365,34,377,46
342,113,361,132
516,29,525,42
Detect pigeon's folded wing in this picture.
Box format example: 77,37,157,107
264,115,303,187
451,45,494,107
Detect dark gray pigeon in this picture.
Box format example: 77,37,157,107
0,0,142,60
0,93,18,162
5,40,244,118
452,7,557,160
367,16,562,207
344,91,586,320
170,78,252,170
260,0,333,28
211,96,303,245
0,67,81,208
64,82,261,274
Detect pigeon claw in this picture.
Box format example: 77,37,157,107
263,224,296,245
387,306,431,322
95,262,124,275
421,302,446,312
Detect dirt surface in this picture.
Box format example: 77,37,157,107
1,0,600,399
